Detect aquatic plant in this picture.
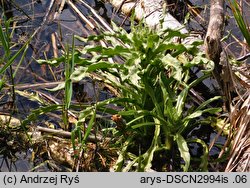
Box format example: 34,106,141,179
53,21,221,171
0,17,30,102
228,0,250,48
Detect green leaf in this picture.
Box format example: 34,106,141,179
115,137,133,172
161,29,188,41
36,56,66,66
230,0,250,46
15,90,46,105
71,67,89,82
184,110,202,120
0,38,30,75
147,34,159,50
143,77,163,117
162,54,182,81
196,96,221,111
176,87,188,117
0,23,9,53
159,72,173,117
86,61,118,72
187,138,208,171
175,134,190,172
140,121,160,171
102,46,130,56
46,82,65,91
132,122,157,129
82,108,96,144
21,105,63,127
202,107,222,114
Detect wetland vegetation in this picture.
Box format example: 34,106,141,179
0,0,249,172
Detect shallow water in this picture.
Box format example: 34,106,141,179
0,0,249,171
190,0,250,61
0,0,125,172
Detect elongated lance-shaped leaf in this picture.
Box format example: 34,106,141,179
0,22,10,56
115,137,133,172
230,0,250,46
196,96,221,111
175,134,190,172
188,73,210,88
86,61,119,72
127,115,148,127
82,107,96,144
0,22,33,75
0,40,30,75
140,118,160,171
64,36,75,110
184,110,203,121
71,126,82,157
187,138,209,171
120,109,169,129
21,104,63,127
13,44,29,77
123,156,139,172
132,122,158,129
176,87,189,118
142,76,163,118
176,72,210,118
159,72,175,123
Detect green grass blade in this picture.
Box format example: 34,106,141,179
230,0,250,46
21,104,63,127
82,107,96,144
196,96,221,111
0,39,30,75
132,122,158,129
0,23,9,54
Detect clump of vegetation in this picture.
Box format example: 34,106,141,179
224,0,250,172
229,0,250,47
37,20,225,171
4,0,250,171
0,17,30,101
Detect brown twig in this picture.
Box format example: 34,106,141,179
35,126,109,143
67,0,95,30
205,0,225,89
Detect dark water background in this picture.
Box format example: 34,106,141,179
0,0,249,171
